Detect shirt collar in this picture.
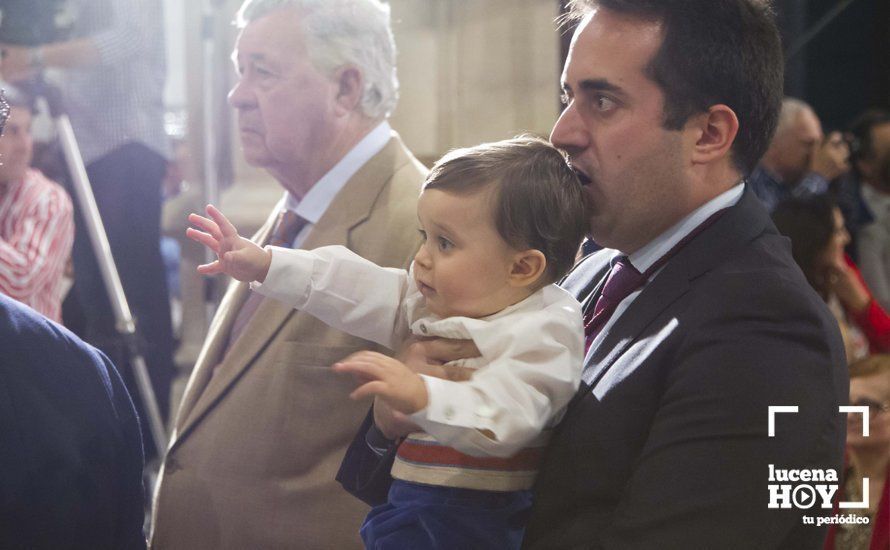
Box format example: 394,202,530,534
284,120,393,222
629,182,744,274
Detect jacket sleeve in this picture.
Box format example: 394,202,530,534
335,408,397,507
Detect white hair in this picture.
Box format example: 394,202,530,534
236,0,399,120
775,97,814,137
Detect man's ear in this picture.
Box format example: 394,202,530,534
333,65,364,116
509,249,547,288
689,104,739,165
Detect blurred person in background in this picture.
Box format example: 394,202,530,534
0,292,147,549
848,111,890,310
824,354,890,550
0,88,145,550
0,0,176,459
773,195,890,362
0,84,73,322
749,97,849,212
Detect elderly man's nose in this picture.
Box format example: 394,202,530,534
227,80,255,109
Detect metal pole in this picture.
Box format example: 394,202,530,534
56,114,169,453
202,0,221,314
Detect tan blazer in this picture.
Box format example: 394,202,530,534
150,134,427,549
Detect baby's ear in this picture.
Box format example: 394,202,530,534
509,249,547,288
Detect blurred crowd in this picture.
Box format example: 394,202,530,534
755,99,890,547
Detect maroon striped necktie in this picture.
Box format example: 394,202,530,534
583,208,728,353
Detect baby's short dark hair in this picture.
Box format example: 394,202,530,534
423,135,590,284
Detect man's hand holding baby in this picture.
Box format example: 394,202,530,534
187,204,272,282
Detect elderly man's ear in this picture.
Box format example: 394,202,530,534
333,66,364,116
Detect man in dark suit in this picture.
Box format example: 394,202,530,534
338,1,849,548
0,293,146,549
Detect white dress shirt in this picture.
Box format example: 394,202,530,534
253,245,584,459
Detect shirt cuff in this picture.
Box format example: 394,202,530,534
409,374,492,431
249,246,313,306
365,422,396,457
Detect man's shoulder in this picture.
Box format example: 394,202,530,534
345,133,426,215
379,134,428,192
671,231,844,372
346,134,426,269
0,295,109,383
560,248,615,300
691,228,827,313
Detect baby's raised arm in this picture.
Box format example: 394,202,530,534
187,204,272,282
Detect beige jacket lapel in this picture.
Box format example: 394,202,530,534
171,213,277,441
172,135,412,447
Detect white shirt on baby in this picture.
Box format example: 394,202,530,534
252,245,584,475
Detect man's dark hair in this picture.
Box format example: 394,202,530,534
847,109,890,177
566,0,784,176
424,135,590,285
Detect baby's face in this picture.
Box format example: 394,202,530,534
414,188,522,319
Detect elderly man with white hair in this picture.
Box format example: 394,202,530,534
748,97,850,212
149,0,426,547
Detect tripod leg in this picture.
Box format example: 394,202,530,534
56,116,169,453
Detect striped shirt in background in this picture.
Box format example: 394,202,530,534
62,0,169,164
0,169,74,322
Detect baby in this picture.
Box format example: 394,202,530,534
188,136,589,549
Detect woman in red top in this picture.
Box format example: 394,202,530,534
773,196,890,361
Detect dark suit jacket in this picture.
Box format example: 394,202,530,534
0,295,145,549
338,189,849,549
524,188,849,549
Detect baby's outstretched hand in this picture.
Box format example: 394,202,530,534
334,351,429,415
187,204,272,282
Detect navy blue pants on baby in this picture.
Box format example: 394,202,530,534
360,479,533,549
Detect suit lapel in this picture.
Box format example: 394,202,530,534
171,135,413,448
171,212,278,443
573,189,771,397
562,249,615,311
580,264,689,386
